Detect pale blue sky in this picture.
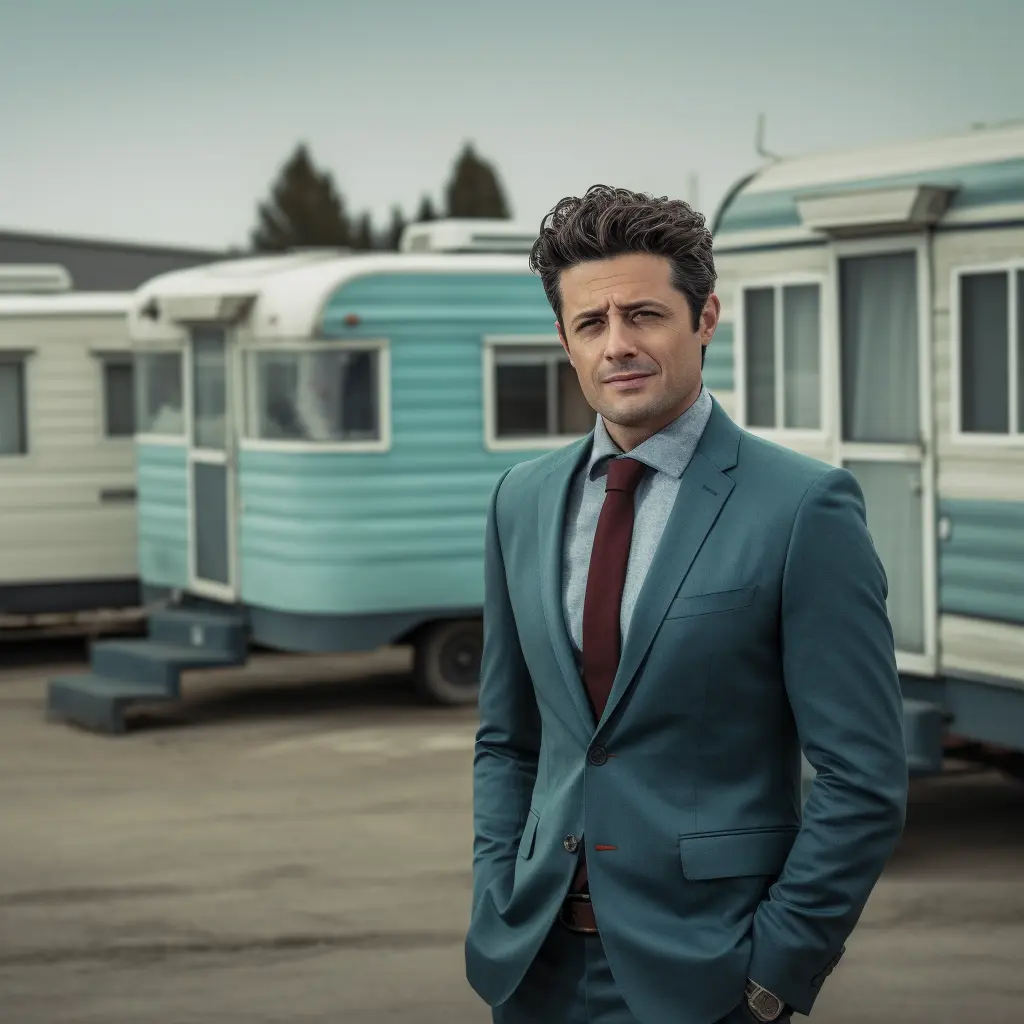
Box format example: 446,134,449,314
1,0,1022,250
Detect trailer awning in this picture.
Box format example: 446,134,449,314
795,184,956,237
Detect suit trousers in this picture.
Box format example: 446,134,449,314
492,920,780,1024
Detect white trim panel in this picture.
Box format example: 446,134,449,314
940,615,1024,689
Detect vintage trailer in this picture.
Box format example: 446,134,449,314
711,121,1024,782
0,268,140,632
47,227,606,730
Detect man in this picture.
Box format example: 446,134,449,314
465,185,908,1023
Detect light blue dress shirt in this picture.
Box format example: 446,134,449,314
562,385,714,654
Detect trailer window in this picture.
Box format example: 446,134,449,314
0,357,27,456
102,356,135,437
740,282,822,431
958,268,1023,437
491,345,592,442
135,351,184,437
248,347,381,443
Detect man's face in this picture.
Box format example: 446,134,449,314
556,252,719,448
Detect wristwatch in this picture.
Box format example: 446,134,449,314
745,980,785,1021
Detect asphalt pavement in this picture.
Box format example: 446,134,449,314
1,641,1022,1022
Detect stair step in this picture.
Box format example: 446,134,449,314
47,673,173,735
91,639,243,691
148,607,247,656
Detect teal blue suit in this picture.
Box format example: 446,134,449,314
465,397,909,1022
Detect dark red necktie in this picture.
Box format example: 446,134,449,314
573,455,647,891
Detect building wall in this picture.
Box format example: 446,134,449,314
0,231,222,292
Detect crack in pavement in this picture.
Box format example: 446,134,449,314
0,930,466,967
0,868,471,908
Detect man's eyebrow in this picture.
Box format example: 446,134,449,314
570,299,669,328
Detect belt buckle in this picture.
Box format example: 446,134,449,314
559,892,598,935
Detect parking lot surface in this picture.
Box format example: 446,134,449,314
1,642,1022,1022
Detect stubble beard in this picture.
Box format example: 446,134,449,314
595,390,678,429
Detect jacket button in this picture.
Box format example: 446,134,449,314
563,834,579,853
588,746,608,766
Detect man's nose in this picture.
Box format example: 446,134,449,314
603,316,639,360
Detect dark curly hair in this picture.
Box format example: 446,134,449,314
528,185,717,337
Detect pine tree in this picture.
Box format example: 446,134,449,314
251,144,352,250
385,205,407,250
416,194,438,222
352,211,375,251
444,143,511,219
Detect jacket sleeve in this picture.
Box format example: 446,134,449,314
748,467,909,1015
471,467,542,914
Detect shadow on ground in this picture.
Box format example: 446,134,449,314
126,671,453,733
888,767,1024,875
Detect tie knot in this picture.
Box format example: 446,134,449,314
605,456,647,494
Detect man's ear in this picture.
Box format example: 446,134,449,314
556,321,572,363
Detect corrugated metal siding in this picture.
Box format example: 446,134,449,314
136,443,188,588
704,322,733,392
718,156,1024,236
938,499,1024,624
0,315,137,583
238,272,559,615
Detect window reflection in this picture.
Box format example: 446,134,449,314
252,348,379,442
135,351,184,436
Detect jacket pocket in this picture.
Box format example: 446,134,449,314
665,586,758,620
679,825,798,880
518,810,540,860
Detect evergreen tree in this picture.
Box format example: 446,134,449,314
251,144,352,251
352,211,375,251
385,205,407,250
444,143,511,219
416,194,438,222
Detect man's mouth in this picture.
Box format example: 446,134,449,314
603,372,653,389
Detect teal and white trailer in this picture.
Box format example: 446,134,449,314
47,224,599,731
710,121,1024,783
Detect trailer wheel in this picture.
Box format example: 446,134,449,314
413,618,483,706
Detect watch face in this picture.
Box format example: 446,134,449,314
750,991,784,1019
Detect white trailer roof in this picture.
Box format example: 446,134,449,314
129,250,534,344
0,292,133,318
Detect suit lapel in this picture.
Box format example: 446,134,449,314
596,398,742,733
537,435,596,731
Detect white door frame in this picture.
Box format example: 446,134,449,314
184,325,239,604
827,233,938,678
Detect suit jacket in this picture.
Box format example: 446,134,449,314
465,396,909,1024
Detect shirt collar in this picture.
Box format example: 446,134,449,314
587,385,712,481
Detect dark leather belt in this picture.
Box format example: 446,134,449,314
558,892,598,935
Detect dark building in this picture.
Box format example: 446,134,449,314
0,228,225,291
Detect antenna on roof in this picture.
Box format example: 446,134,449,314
686,172,699,210
755,113,782,162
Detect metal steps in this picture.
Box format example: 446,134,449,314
47,606,249,734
